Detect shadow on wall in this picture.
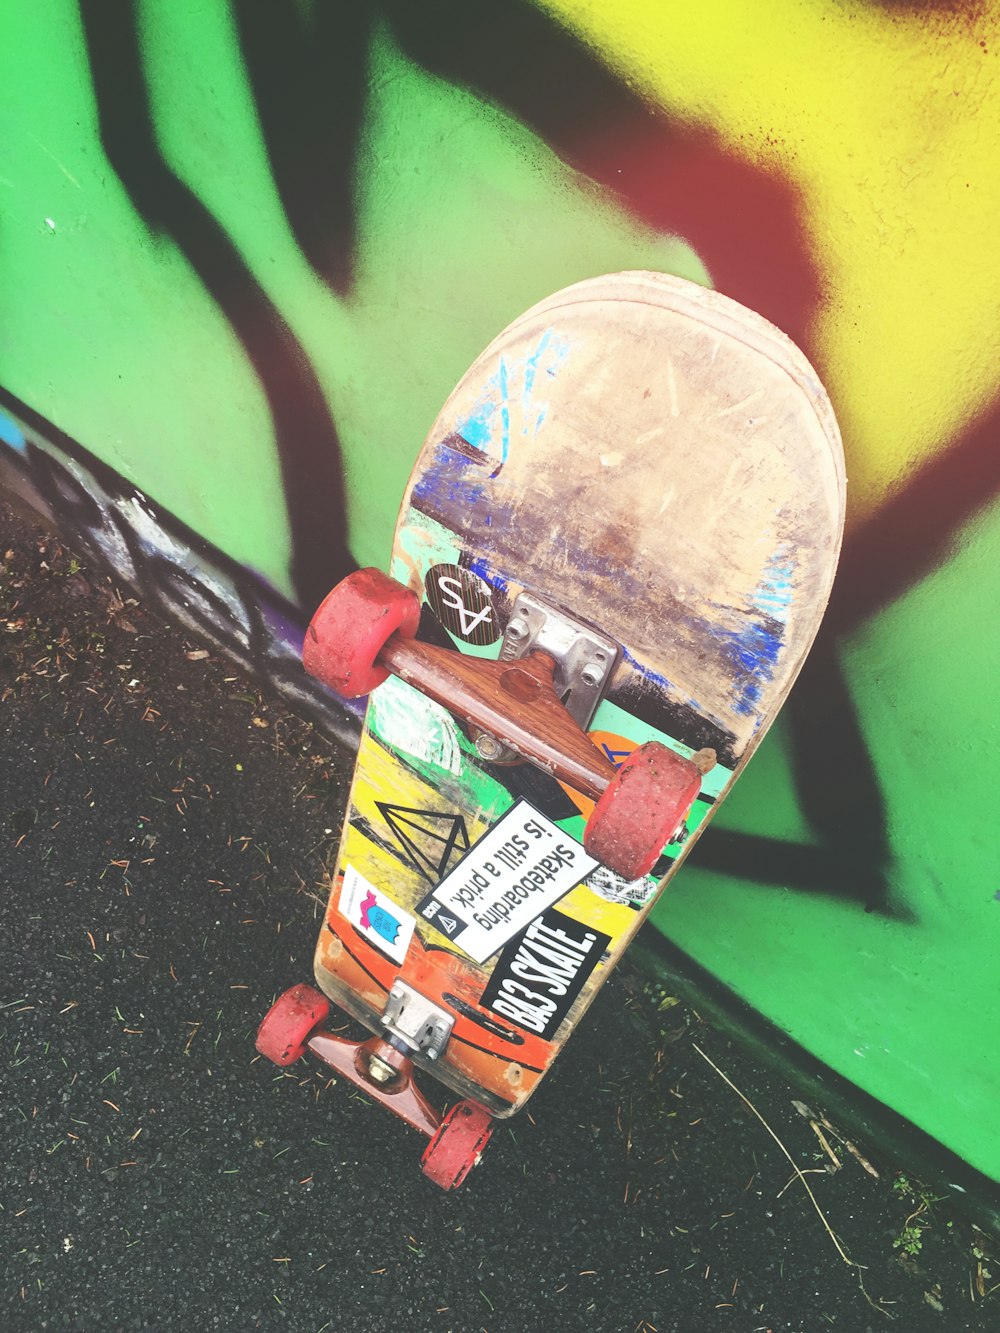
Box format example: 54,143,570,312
79,1,358,616
43,1,1000,920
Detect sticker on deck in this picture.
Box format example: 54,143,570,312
479,906,611,1039
339,865,416,965
416,800,599,964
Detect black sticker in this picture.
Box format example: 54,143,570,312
424,563,500,645
420,897,470,940
479,907,611,1041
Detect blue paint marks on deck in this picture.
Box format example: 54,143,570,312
714,619,783,718
456,394,497,457
411,471,488,512
496,357,511,473
466,556,509,595
452,328,570,471
620,647,688,707
751,548,795,626
411,440,488,512
711,549,795,719
715,576,788,717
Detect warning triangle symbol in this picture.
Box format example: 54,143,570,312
375,803,470,883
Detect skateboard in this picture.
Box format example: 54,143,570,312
255,271,845,1189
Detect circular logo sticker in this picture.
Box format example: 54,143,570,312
424,563,502,645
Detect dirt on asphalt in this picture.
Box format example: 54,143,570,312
2,494,997,1332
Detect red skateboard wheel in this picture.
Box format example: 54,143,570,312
420,1101,494,1190
256,984,331,1067
583,741,702,880
303,568,420,697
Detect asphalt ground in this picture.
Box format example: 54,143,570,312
2,494,997,1332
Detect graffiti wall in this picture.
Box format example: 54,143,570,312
2,2,998,1203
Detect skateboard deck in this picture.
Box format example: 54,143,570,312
261,271,845,1182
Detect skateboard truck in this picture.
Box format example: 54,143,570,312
474,590,619,764
256,982,493,1189
274,980,453,1132
363,981,455,1104
381,979,454,1062
304,567,711,880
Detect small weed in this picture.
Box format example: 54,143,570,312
895,1215,929,1258
892,1174,947,1259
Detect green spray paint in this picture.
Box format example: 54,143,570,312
654,500,1000,1183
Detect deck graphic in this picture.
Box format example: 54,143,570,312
375,803,471,882
480,907,611,1039
424,563,501,645
339,866,416,965
417,800,600,964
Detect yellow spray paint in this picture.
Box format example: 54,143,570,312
537,0,1000,522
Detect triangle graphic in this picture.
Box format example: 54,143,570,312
375,803,470,883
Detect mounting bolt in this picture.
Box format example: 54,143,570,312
475,732,505,761
581,662,604,688
506,615,530,641
368,1054,396,1085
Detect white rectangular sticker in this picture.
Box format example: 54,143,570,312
416,800,599,964
339,865,416,965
